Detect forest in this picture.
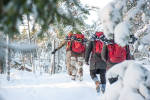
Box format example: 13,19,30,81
0,0,150,100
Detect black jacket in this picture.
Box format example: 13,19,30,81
85,41,107,70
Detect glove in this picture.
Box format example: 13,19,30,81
51,49,57,54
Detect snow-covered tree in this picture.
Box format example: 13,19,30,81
100,1,150,99
100,0,150,59
0,0,90,74
103,60,150,100
0,34,37,73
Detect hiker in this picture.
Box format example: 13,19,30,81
52,31,73,76
52,31,86,81
85,32,107,93
101,39,131,84
68,32,86,81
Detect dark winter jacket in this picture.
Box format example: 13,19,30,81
101,44,131,70
85,41,107,70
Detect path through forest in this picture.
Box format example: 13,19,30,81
0,65,103,100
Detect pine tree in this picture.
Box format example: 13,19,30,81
0,0,89,36
101,0,150,58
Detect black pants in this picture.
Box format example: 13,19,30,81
90,69,106,84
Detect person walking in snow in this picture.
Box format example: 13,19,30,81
52,31,73,76
85,32,107,93
101,39,131,84
52,31,86,81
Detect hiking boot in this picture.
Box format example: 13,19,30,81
68,71,72,76
95,81,100,93
78,75,83,81
100,84,106,93
76,75,83,81
96,85,100,93
71,75,76,80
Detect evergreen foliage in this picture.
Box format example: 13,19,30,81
0,0,89,36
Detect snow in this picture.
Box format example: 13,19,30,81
114,21,130,46
0,65,103,100
80,0,113,25
1,1,150,100
100,0,150,48
104,60,150,100
104,80,123,100
141,31,150,45
100,3,115,38
81,0,114,9
1,60,150,100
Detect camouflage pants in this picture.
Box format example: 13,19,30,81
66,51,84,79
66,51,72,75
70,56,84,78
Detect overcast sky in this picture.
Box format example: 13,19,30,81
81,0,113,25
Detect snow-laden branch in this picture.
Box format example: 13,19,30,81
100,0,150,47
104,60,150,100
0,41,37,53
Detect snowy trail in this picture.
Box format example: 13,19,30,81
0,65,102,100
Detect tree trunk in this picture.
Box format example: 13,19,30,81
6,35,10,81
0,61,3,74
27,14,35,73
50,40,55,74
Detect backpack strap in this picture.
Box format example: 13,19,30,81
92,41,97,54
92,40,103,56
126,45,131,60
92,41,95,53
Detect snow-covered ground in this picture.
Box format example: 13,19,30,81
0,65,102,100
104,60,150,100
0,60,150,100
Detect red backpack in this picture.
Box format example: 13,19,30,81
93,32,104,54
71,34,85,54
66,41,71,51
107,43,127,63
